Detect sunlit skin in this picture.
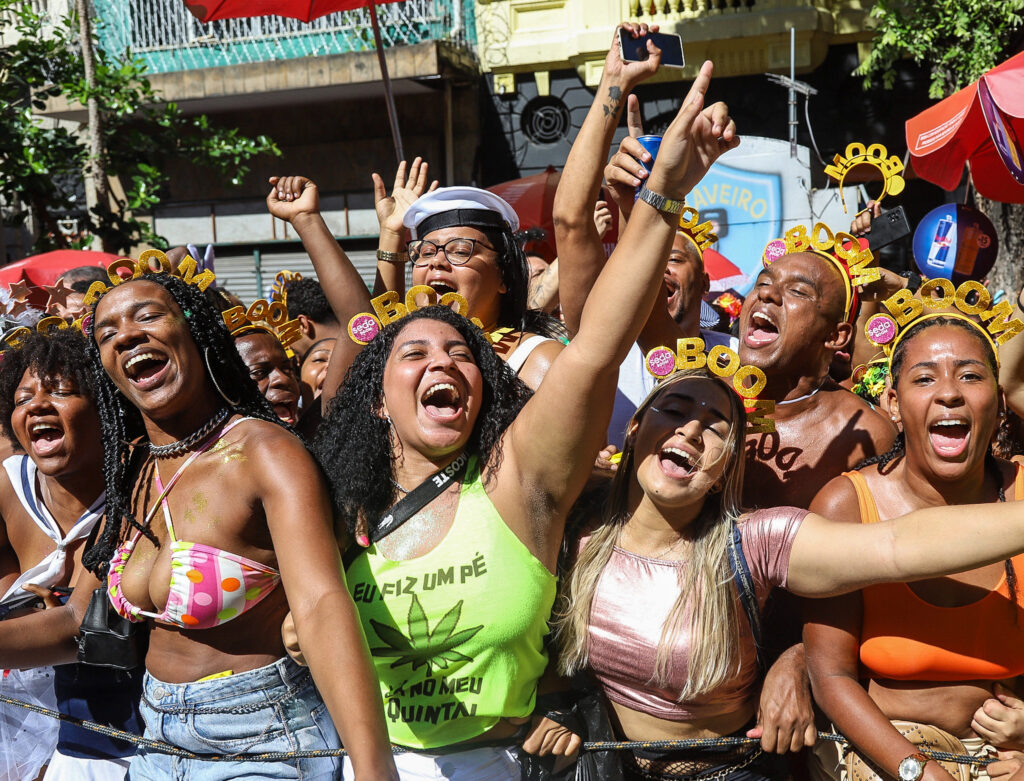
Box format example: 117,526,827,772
807,326,1021,761
664,235,709,327
611,377,760,743
410,227,505,330
234,331,301,426
299,338,334,408
0,369,103,598
737,253,894,508
93,281,220,438
91,279,398,776
381,318,484,467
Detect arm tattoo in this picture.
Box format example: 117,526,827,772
602,85,623,119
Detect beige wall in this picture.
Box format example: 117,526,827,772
475,0,873,86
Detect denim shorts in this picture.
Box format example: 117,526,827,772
129,656,341,781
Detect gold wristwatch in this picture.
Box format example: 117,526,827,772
637,184,685,215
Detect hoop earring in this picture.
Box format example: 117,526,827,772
204,346,241,407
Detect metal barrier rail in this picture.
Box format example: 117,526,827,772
0,692,994,766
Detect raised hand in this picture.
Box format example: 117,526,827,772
267,175,320,223
646,61,739,202
372,156,439,238
602,23,663,91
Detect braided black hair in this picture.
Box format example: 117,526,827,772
854,316,1017,613
312,305,532,535
81,273,284,577
0,329,97,446
857,316,999,472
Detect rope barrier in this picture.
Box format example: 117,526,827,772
0,693,993,766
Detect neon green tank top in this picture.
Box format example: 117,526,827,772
346,457,557,749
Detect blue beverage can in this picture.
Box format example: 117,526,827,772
634,135,663,200
636,135,663,172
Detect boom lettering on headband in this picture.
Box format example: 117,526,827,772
223,298,303,349
823,142,906,213
348,286,483,345
82,250,216,306
643,337,775,433
881,279,1024,346
782,223,881,287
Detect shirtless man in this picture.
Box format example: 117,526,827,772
739,252,896,508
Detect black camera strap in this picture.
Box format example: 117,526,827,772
344,452,471,570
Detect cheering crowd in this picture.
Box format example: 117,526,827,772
1,23,1024,781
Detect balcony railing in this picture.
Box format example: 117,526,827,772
93,0,476,75
623,0,830,21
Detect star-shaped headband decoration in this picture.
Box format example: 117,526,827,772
43,277,75,313
8,276,31,303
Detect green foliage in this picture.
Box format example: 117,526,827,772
0,0,280,254
858,0,1024,98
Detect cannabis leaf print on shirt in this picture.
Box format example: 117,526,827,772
370,594,483,674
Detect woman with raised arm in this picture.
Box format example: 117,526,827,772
266,163,564,398
524,341,1024,781
805,314,1024,781
298,60,737,779
70,258,396,780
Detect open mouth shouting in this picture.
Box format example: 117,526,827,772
745,311,780,348
929,416,971,458
420,381,463,422
122,351,170,390
28,420,66,458
267,392,299,426
659,445,700,480
427,279,458,298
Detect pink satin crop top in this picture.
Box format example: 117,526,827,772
585,507,806,721
107,418,281,630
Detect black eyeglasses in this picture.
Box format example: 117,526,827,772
407,237,496,267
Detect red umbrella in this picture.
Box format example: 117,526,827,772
906,51,1024,202
182,0,406,162
184,0,399,23
0,250,118,288
704,247,750,293
488,167,561,262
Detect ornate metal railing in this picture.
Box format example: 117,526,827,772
93,0,476,74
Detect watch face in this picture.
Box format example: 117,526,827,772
898,757,923,781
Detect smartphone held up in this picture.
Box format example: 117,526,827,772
618,28,685,69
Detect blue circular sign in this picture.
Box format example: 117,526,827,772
913,204,998,284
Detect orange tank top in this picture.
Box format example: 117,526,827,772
849,467,1024,681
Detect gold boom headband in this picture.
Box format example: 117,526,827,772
643,337,775,434
348,286,481,345
762,222,881,321
861,278,1024,371
271,270,302,305
824,142,906,214
676,206,717,255
223,298,302,349
82,249,216,307
0,315,76,351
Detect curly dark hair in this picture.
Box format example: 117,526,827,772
285,278,338,325
312,305,532,534
81,273,285,577
0,329,97,446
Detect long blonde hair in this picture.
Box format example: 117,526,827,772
554,369,748,700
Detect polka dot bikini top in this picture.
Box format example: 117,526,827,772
108,418,280,630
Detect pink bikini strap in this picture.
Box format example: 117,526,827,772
148,417,250,540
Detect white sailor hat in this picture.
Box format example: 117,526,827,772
404,186,520,240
